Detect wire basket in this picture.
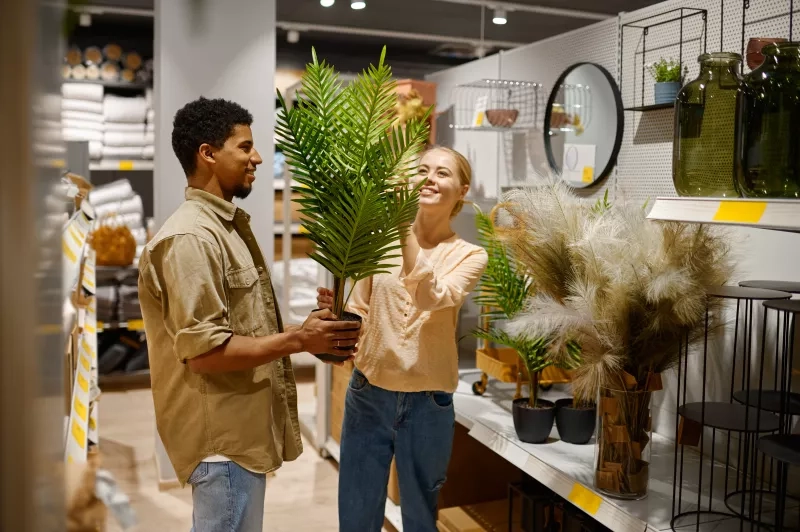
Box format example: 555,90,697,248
549,82,592,136
449,79,545,131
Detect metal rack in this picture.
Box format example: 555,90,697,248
449,79,545,131
621,7,708,111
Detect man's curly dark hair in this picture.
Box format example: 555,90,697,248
171,97,253,176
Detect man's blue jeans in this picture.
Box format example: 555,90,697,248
338,368,456,532
188,461,266,532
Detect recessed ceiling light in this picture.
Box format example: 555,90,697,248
351,0,366,9
79,13,92,26
320,0,334,6
287,30,300,43
492,8,507,24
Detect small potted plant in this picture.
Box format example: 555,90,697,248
276,47,430,361
472,205,579,444
647,58,684,105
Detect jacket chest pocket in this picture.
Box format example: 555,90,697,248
225,265,267,335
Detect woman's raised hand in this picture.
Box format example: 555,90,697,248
316,287,334,310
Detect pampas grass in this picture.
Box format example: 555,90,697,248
499,179,734,403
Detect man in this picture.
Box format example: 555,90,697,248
138,97,358,532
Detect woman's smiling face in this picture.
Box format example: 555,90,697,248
413,149,468,216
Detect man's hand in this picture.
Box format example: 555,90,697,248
316,287,334,310
299,308,360,366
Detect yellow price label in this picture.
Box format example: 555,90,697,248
51,159,66,169
582,166,594,184
713,201,767,224
77,372,89,394
119,160,134,170
62,239,77,263
73,397,88,422
568,483,602,515
71,420,87,449
127,319,145,331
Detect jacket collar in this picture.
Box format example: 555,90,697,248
185,187,250,222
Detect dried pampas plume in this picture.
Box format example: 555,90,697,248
500,180,734,402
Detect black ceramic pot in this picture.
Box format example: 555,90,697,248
312,310,363,363
512,398,555,444
555,398,596,445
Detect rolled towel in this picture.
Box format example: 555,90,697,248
105,122,145,133
34,93,62,120
101,211,143,228
144,132,154,144
103,131,148,147
61,82,104,102
62,128,104,143
95,194,143,219
145,88,153,108
142,145,154,159
146,123,154,134
89,141,103,160
62,110,104,123
102,146,145,159
62,119,105,132
62,98,104,114
103,95,148,123
146,108,155,124
130,227,147,245
89,180,133,206
34,119,62,131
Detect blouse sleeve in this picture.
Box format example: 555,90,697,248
399,247,489,312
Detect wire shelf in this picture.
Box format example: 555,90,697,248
449,79,546,131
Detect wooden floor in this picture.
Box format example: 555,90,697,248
99,380,355,532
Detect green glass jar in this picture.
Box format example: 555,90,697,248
673,53,745,197
736,42,800,198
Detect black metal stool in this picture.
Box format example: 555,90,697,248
757,434,800,531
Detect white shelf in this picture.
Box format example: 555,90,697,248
452,371,756,532
647,197,800,233
90,160,154,171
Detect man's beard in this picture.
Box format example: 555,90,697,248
233,182,252,200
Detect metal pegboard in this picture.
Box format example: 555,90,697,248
616,0,799,204
497,18,621,202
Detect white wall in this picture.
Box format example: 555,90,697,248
154,0,276,264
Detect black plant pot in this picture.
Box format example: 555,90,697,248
312,310,363,363
555,398,596,445
512,398,555,444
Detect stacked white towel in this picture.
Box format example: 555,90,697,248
61,83,105,159
102,95,153,160
89,179,147,265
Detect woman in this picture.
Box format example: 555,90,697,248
317,146,488,532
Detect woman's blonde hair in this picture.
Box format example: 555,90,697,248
422,146,472,218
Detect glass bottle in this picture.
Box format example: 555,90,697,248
673,53,745,197
736,42,800,198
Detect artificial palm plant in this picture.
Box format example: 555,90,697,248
276,48,430,334
472,205,579,409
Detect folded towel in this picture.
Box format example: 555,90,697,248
142,145,154,159
34,93,62,120
130,227,147,245
105,122,145,133
62,110,104,123
89,180,133,206
100,211,143,229
103,95,148,123
62,98,104,114
89,140,103,159
95,195,143,219
62,119,105,132
146,108,155,124
103,131,148,147
63,128,104,143
102,146,145,159
145,88,153,108
61,82,104,102
144,132,154,144
34,119,62,131
146,123,154,134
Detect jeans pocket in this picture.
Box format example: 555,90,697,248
429,391,453,409
187,462,209,485
349,368,369,392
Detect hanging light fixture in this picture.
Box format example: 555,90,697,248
351,0,366,9
320,0,334,6
492,7,507,24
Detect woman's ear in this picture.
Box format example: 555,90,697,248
461,184,470,199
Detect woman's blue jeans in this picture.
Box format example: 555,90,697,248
338,368,455,532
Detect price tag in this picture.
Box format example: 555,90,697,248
568,483,602,515
712,201,767,223
582,166,594,183
119,160,134,171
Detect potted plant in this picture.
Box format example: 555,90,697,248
472,205,579,444
647,58,684,105
276,48,431,362
501,181,732,499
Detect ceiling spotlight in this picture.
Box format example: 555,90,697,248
351,0,366,9
79,12,92,26
287,30,300,43
320,0,334,6
492,7,507,24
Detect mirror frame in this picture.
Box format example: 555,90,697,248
543,62,624,188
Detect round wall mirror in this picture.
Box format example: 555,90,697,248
543,62,623,188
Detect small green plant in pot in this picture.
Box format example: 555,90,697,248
472,205,578,444
276,48,430,362
647,58,684,105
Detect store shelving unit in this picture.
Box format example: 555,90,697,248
646,197,800,232
89,160,154,171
